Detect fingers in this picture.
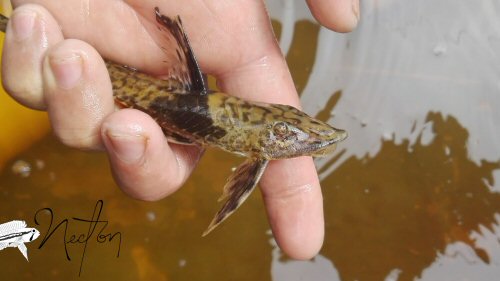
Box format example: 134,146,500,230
306,0,360,32
2,4,63,109
261,157,324,259
2,4,115,149
3,2,202,202
42,39,202,199
101,109,202,201
13,0,173,74
42,39,115,149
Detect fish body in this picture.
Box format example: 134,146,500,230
109,8,347,234
0,8,347,235
0,220,40,261
110,65,346,159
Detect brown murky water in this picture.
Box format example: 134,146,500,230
321,112,500,280
1,2,500,281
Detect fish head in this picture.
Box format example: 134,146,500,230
21,228,40,243
257,104,347,159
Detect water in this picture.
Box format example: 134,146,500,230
1,0,499,280
269,1,500,280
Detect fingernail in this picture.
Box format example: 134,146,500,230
11,10,36,41
105,128,147,164
352,0,360,21
49,52,83,89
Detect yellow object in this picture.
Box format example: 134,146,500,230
0,4,50,171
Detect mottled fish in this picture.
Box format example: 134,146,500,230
0,8,347,235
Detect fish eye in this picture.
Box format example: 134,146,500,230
273,122,289,136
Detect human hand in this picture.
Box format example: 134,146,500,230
2,0,359,259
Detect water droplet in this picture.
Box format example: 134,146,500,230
11,160,31,178
146,211,156,221
444,146,451,156
35,159,45,170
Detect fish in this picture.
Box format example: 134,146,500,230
0,220,40,261
0,7,347,236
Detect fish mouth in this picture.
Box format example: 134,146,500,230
265,128,348,159
309,129,348,157
330,129,348,143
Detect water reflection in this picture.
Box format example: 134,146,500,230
285,20,320,95
269,0,500,280
320,112,500,280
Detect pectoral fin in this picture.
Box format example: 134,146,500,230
17,243,28,261
202,158,269,236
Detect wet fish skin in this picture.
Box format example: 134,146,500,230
108,61,347,159
0,8,347,235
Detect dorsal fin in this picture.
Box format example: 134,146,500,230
152,7,207,94
0,220,27,235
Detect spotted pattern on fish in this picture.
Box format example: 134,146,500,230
0,8,348,236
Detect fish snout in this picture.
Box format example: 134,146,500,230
30,229,40,242
306,126,347,157
308,124,347,143
330,128,348,143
